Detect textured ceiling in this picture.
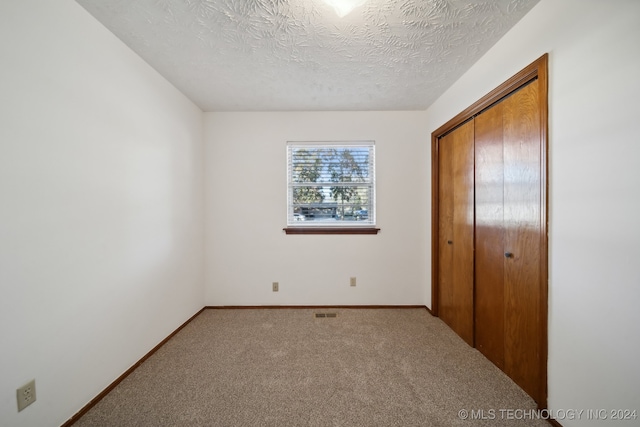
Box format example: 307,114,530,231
76,0,540,111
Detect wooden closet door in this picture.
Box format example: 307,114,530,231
475,102,506,370
502,80,542,400
474,80,542,401
438,120,475,346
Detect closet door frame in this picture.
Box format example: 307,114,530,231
430,54,548,406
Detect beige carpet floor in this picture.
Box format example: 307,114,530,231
73,308,550,426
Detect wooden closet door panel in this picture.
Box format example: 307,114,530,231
439,120,475,346
474,103,506,369
452,120,475,345
438,132,455,330
502,80,542,399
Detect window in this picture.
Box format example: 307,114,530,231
286,142,378,234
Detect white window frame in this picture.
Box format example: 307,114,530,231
286,141,376,229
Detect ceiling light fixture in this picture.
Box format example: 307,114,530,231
322,0,368,17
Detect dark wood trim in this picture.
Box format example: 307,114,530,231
432,58,542,138
431,129,440,317
547,418,564,427
206,305,427,310
538,53,550,410
283,227,380,235
61,307,206,426
431,53,549,406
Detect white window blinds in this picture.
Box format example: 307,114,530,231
287,142,375,226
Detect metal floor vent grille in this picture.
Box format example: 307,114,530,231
315,313,337,318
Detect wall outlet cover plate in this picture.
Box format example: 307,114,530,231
17,379,36,412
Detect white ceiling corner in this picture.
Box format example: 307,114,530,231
76,0,540,112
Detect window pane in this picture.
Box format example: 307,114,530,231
287,143,375,226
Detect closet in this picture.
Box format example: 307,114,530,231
431,55,548,406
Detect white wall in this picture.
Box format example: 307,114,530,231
0,1,204,426
423,0,640,423
204,111,428,306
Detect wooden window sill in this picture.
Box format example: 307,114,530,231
283,227,381,235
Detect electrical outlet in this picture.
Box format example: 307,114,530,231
272,282,279,292
17,379,36,412
350,277,357,287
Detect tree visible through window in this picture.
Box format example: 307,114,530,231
287,142,375,226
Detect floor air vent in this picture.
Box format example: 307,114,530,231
315,313,337,318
